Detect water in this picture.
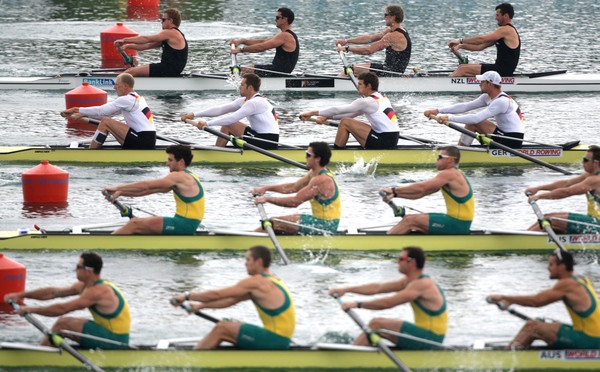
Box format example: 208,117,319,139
1,0,600,369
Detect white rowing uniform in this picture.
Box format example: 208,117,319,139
79,92,155,132
318,92,399,133
194,93,279,134
440,93,524,134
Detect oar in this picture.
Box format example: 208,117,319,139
271,217,333,235
331,294,411,372
230,43,240,75
379,191,405,217
117,45,135,67
60,330,138,350
375,328,455,350
63,114,195,145
170,299,221,323
7,300,105,372
337,45,359,90
486,297,532,321
102,190,134,218
441,121,573,175
451,49,469,65
185,119,308,170
254,196,291,265
526,193,569,255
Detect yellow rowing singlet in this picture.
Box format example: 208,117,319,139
309,169,341,221
586,173,600,218
253,273,296,339
409,274,448,335
88,280,131,335
174,170,205,221
565,275,600,337
441,167,474,221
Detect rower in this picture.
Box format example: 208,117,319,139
380,146,474,235
103,144,205,235
61,73,156,150
425,70,525,149
170,245,296,350
329,246,448,350
488,249,600,349
525,145,600,234
252,141,341,235
3,252,131,349
336,4,411,76
299,72,399,149
114,8,188,77
180,73,280,150
229,8,299,77
448,3,520,77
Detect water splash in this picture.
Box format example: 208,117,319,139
225,74,242,89
335,156,379,175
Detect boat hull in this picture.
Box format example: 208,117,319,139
2,71,600,93
1,230,599,252
1,347,599,370
0,144,586,166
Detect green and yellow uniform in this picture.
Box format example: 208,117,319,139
237,273,296,350
429,167,474,234
299,169,341,235
399,274,448,350
554,275,600,349
163,170,205,235
566,173,600,234
81,280,130,350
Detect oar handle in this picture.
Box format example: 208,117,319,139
254,197,291,265
378,191,405,217
170,299,221,323
102,190,134,218
526,194,569,254
451,49,469,64
486,297,532,321
230,43,240,74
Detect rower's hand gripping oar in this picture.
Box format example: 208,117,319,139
170,299,221,324
526,192,569,255
379,191,405,217
331,293,411,372
254,194,291,265
337,44,359,91
184,119,308,170
7,299,105,372
438,119,573,175
486,297,532,321
451,48,469,65
102,190,134,219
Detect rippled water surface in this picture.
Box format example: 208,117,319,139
1,1,600,370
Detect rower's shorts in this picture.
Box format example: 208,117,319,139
397,322,445,350
428,213,472,235
480,63,516,77
365,130,399,150
299,214,339,235
253,64,293,77
243,127,279,150
553,324,600,349
566,213,600,234
80,320,129,350
149,62,185,77
123,129,156,149
162,215,201,235
492,128,524,149
237,323,292,350
369,63,407,77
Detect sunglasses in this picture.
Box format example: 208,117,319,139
437,154,455,160
398,256,413,262
275,16,284,20
305,151,314,158
384,13,391,17
582,157,594,163
75,264,93,271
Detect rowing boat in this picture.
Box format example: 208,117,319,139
2,70,600,93
1,229,598,252
0,143,586,166
1,342,599,370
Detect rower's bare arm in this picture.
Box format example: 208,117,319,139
193,277,258,303
344,32,384,45
365,286,420,310
498,283,568,308
394,173,448,199
194,295,249,310
108,174,181,197
6,283,81,302
526,173,589,197
243,33,287,53
25,288,100,317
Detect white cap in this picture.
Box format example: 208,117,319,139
475,70,502,85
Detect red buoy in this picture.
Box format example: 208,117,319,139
100,22,138,68
22,161,69,204
64,82,108,129
0,253,26,312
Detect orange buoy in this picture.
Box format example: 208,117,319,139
100,22,138,68
0,253,26,312
22,161,69,204
64,82,108,129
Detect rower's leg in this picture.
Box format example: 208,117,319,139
43,316,86,346
335,119,370,148
387,214,429,235
458,120,495,146
527,212,568,232
509,320,560,349
217,122,246,147
112,216,164,235
90,118,129,149
255,214,300,235
356,318,404,346
449,64,481,77
195,321,242,350
352,63,371,75
124,64,150,77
